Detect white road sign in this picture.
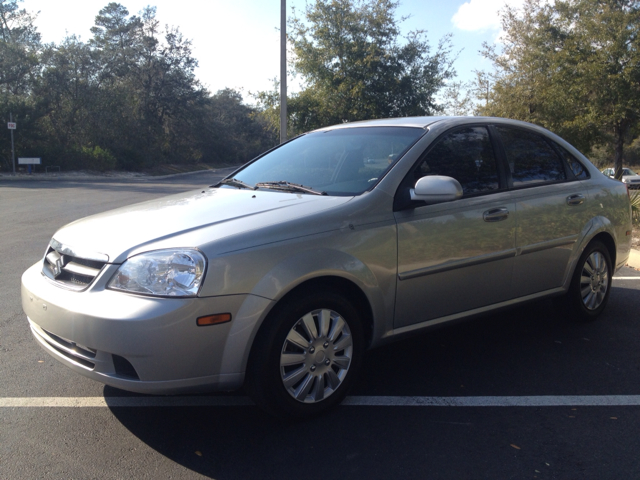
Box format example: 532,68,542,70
18,158,41,165
7,122,16,129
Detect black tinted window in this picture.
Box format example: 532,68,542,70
496,126,566,187
414,127,500,195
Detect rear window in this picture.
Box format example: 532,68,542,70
555,144,590,179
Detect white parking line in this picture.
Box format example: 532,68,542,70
0,397,252,407
613,276,640,280
2,395,640,408
343,396,640,407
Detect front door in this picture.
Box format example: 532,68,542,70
393,126,515,329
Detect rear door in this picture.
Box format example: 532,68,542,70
493,126,592,297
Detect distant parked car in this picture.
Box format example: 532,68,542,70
602,167,640,189
22,117,632,419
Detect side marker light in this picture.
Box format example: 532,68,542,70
197,313,232,326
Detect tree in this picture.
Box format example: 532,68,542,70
198,88,276,164
0,0,40,95
36,37,98,159
479,0,640,176
0,2,277,173
87,3,210,168
258,0,455,135
89,2,142,81
441,80,473,116
0,0,41,169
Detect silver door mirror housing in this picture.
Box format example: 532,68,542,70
410,175,463,204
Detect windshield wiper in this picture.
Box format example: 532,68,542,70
254,181,326,196
217,177,256,190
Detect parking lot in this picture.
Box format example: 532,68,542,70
1,171,640,479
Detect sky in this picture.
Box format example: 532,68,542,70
21,0,526,99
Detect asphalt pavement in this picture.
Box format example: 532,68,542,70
1,172,640,479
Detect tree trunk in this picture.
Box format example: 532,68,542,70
613,123,626,180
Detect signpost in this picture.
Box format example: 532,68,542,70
8,113,16,175
280,0,287,144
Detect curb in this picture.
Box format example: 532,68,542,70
0,167,238,183
146,167,237,180
627,248,640,269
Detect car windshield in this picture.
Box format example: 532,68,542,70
624,168,637,176
228,127,425,196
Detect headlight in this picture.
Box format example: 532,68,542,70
107,249,207,297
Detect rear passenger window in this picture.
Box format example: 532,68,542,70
496,126,566,187
413,126,500,195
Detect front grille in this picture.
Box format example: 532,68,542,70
33,324,140,380
48,342,96,369
43,328,97,359
42,241,107,291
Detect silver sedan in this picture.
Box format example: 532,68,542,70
602,167,640,189
21,117,633,418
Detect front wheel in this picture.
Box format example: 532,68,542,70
566,240,613,322
245,291,364,419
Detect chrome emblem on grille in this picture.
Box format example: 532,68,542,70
53,257,63,278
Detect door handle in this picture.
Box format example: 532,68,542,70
566,194,585,206
483,207,509,222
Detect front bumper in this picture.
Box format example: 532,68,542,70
21,262,272,394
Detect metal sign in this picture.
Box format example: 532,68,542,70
7,122,16,129
18,157,41,165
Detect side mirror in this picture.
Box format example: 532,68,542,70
410,175,463,204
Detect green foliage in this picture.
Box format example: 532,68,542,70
478,0,640,175
198,88,277,165
79,145,117,171
0,0,40,96
257,0,456,136
631,190,640,224
441,81,473,116
0,1,274,172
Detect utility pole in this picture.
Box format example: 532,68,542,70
280,0,287,144
10,113,16,175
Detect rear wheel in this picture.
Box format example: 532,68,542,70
566,240,612,321
245,290,364,419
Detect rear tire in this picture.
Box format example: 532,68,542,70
565,240,612,322
245,290,364,420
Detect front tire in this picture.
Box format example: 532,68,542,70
245,290,364,419
566,240,612,322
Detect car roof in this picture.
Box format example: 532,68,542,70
312,116,541,132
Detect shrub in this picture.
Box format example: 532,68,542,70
631,190,640,224
79,146,117,171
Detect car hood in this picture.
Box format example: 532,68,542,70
52,187,353,263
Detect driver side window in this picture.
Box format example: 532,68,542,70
413,126,500,195
394,126,502,211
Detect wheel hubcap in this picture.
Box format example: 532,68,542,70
280,308,353,403
579,251,609,311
